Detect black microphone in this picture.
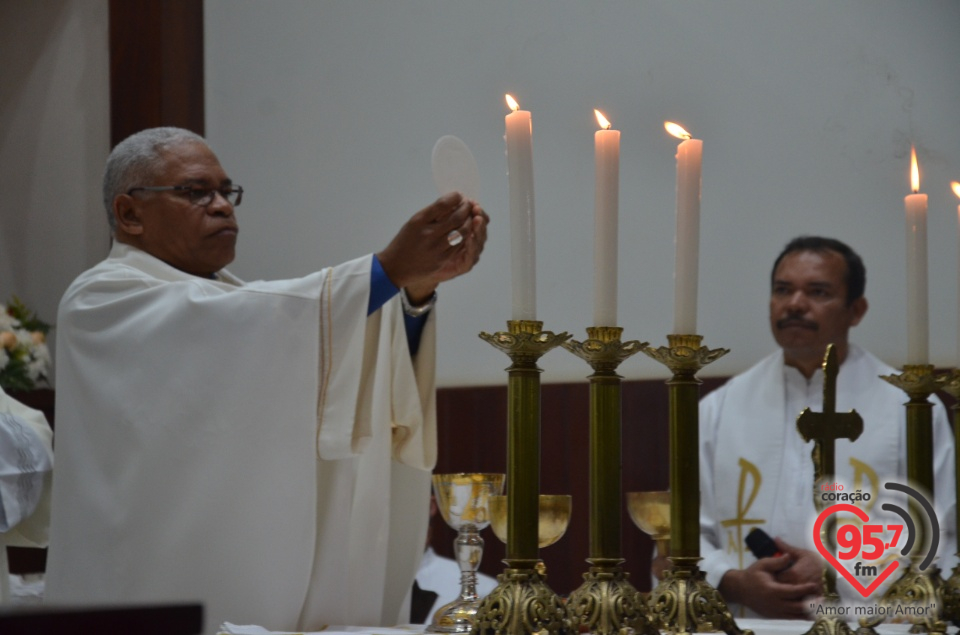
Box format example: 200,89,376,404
745,527,783,559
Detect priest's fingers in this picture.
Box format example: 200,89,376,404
774,582,821,618
754,552,794,575
751,579,820,619
378,197,471,287
446,201,488,249
419,192,465,223
773,545,824,588
772,536,808,556
470,202,490,245
723,558,819,619
440,199,472,234
439,212,488,280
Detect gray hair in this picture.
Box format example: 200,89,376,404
102,127,209,231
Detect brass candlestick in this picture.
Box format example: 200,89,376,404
562,326,656,635
643,334,751,635
858,364,947,635
930,369,960,627
473,320,571,635
797,344,864,635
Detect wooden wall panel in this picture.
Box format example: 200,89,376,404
431,377,728,595
108,0,204,146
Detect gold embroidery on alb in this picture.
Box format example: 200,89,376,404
720,457,765,570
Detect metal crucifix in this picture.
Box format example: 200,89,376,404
796,343,864,613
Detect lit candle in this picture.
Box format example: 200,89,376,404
905,146,929,365
505,94,536,321
952,181,960,365
593,109,620,327
665,122,703,335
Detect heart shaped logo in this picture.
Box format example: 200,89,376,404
812,503,900,597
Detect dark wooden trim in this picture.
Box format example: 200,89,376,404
430,377,727,595
108,0,204,147
0,603,203,635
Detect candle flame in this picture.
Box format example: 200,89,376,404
505,94,520,112
910,146,920,193
594,109,611,130
952,181,960,200
665,121,692,140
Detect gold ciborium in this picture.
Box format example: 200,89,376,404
626,491,671,567
489,494,572,574
428,472,506,634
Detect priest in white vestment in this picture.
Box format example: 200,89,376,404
0,387,53,603
693,237,956,619
44,127,489,635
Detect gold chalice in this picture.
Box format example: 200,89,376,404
627,491,671,577
428,473,505,634
489,494,572,575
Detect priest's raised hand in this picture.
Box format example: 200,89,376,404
376,192,489,305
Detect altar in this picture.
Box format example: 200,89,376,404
215,618,926,635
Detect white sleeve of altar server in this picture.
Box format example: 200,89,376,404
0,411,53,532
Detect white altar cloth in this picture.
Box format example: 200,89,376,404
219,618,931,635
735,619,924,635
219,625,425,635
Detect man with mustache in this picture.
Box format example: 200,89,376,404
45,127,489,634
692,236,956,618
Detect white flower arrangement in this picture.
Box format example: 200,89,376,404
0,296,52,392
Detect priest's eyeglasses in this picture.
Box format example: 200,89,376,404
127,185,244,207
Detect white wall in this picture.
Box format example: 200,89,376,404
204,1,960,386
0,0,111,367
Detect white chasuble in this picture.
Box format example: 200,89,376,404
0,387,53,603
45,243,436,634
699,345,955,613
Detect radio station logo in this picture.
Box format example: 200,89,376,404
813,481,939,598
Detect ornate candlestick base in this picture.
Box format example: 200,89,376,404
473,566,567,635
566,560,658,635
563,326,655,635
644,335,750,635
651,558,748,635
857,365,947,635
804,609,856,635
856,560,946,635
938,369,960,627
474,321,571,635
941,563,960,628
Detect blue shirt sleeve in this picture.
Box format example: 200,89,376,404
369,255,430,355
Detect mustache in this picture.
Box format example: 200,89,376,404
776,317,818,331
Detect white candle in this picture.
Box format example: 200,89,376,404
952,181,960,365
666,122,702,335
905,146,928,365
505,94,536,321
593,109,620,327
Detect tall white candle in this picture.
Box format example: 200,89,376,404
905,146,928,365
952,181,960,365
593,109,620,327
505,94,536,321
666,122,702,335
